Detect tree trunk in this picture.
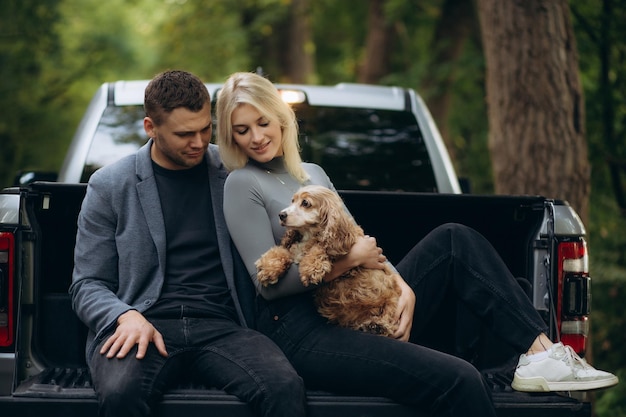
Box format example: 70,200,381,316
283,0,315,83
422,0,476,161
476,0,590,223
358,0,394,84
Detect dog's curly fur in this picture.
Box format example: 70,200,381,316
255,185,401,337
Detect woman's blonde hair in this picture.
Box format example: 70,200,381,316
216,72,309,183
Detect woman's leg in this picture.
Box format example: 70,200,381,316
395,223,618,392
395,223,548,364
258,296,497,417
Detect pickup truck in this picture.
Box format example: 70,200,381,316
0,80,593,416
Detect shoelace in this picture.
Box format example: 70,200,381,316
555,344,592,372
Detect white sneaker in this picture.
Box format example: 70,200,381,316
511,342,619,392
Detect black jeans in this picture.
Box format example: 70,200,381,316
257,223,549,417
89,317,306,417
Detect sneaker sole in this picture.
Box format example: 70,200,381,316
512,375,619,392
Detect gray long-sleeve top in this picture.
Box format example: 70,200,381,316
223,157,335,300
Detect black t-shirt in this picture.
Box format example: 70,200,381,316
146,158,237,321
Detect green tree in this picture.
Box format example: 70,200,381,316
0,0,62,186
572,0,626,273
477,0,590,223
357,0,395,84
571,1,626,414
0,0,171,187
155,0,251,82
311,0,369,83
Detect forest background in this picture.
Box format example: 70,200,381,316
1,0,625,414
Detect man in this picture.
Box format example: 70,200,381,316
69,70,306,417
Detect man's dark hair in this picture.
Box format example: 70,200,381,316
144,70,211,125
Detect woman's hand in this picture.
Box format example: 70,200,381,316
356,235,387,270
392,274,415,341
324,235,386,282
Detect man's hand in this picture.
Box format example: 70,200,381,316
100,310,168,359
392,274,415,342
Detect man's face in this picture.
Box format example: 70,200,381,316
144,103,213,170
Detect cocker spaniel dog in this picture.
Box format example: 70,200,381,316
255,185,401,337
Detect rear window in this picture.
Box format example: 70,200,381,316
294,104,436,192
81,105,147,182
82,103,437,192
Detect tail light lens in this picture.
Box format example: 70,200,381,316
556,240,590,356
0,232,15,347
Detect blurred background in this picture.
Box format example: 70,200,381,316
0,0,624,414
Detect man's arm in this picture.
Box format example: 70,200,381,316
69,174,136,342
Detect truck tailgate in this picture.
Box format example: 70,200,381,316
4,367,590,417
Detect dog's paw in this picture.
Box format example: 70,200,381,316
255,246,293,287
299,255,332,286
256,269,280,287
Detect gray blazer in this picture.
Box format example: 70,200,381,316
69,140,252,360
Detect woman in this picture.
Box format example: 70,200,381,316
216,72,617,416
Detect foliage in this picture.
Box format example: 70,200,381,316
594,369,626,417
311,0,369,83
0,0,63,185
590,281,626,416
436,31,490,194
572,0,626,287
155,0,252,80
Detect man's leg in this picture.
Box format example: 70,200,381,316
185,318,307,417
89,332,181,417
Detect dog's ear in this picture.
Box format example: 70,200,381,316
318,191,358,256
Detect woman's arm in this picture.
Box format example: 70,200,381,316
323,235,387,282
223,167,389,300
391,274,415,341
224,171,313,300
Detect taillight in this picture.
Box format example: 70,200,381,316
0,232,15,347
556,240,590,356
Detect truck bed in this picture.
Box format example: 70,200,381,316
5,182,591,417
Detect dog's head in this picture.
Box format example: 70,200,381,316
279,185,360,253
279,185,342,230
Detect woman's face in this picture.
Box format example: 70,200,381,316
230,103,283,163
